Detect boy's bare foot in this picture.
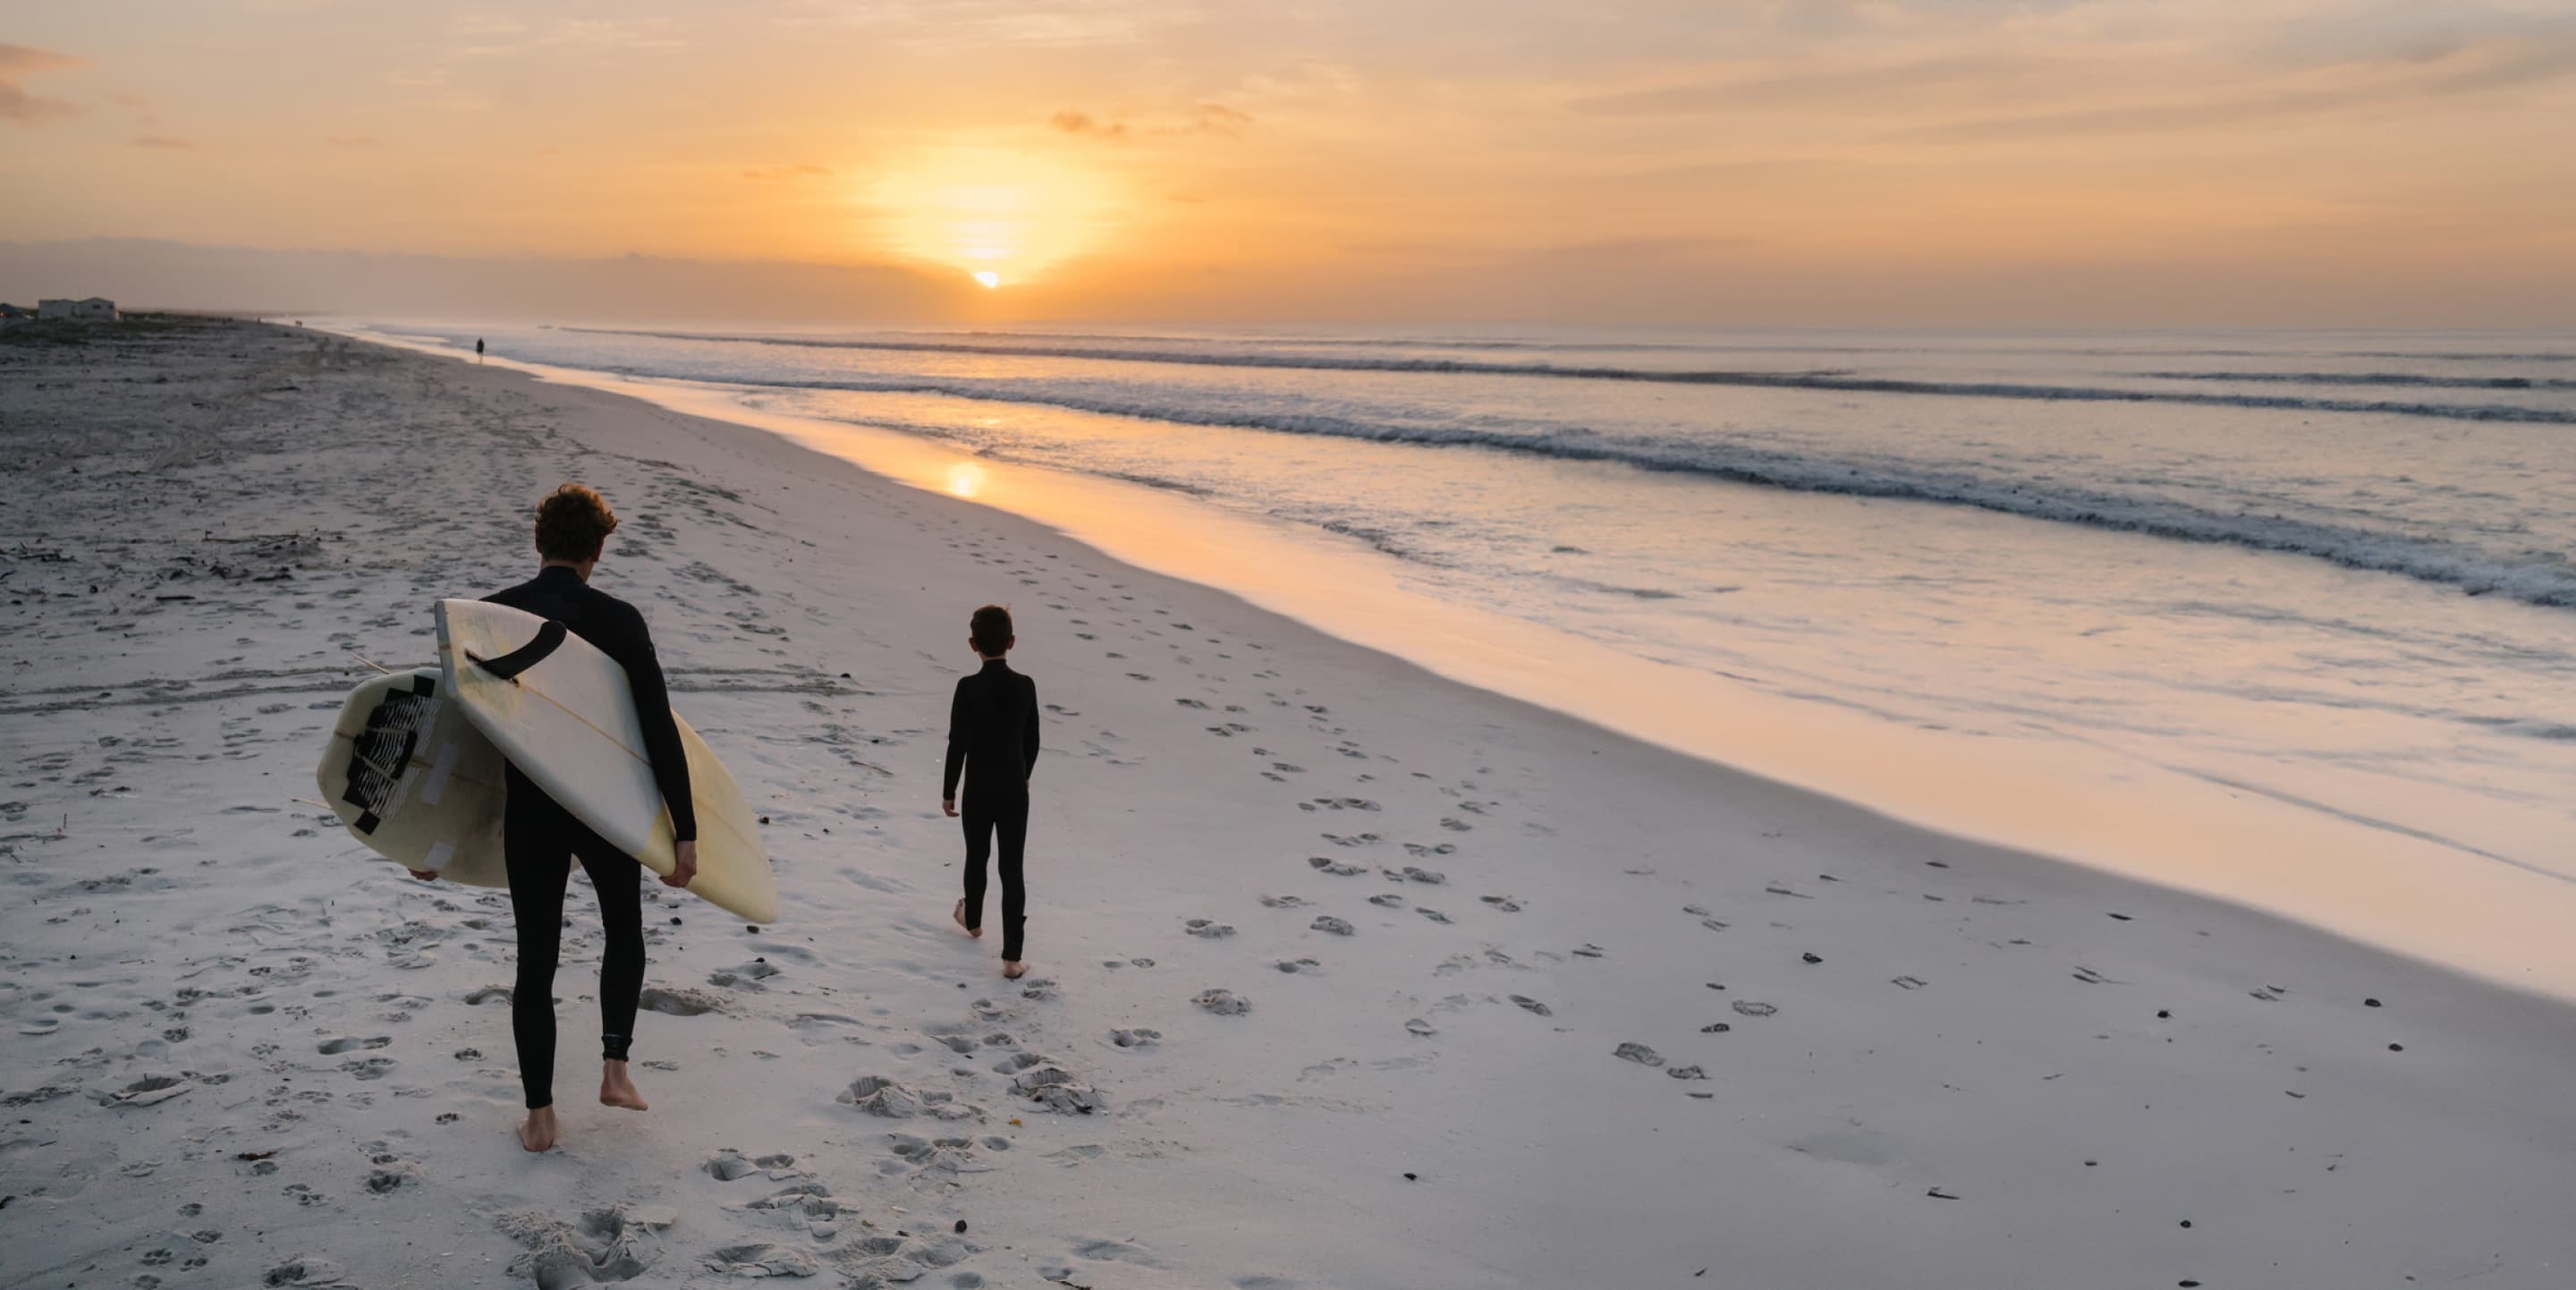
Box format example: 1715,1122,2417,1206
953,899,981,938
1002,960,1029,980
599,1060,648,1111
518,1106,559,1152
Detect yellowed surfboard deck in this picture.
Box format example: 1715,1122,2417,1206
434,598,777,923
315,667,512,888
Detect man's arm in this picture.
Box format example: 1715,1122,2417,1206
613,605,697,844
942,679,970,802
1021,678,1040,780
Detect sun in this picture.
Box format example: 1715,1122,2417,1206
869,149,1118,284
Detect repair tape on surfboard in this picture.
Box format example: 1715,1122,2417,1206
420,742,462,806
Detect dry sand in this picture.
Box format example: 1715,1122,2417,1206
4,318,2574,1289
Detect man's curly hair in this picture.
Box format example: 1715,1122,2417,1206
534,483,618,562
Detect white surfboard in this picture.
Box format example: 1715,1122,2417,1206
434,598,777,924
315,667,513,888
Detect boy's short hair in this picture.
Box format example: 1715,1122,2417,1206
535,484,618,562
970,604,1013,655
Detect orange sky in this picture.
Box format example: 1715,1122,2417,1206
5,2,2575,323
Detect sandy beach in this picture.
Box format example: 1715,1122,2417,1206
7,317,2576,1289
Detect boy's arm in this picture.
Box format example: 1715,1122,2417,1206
942,680,969,802
1022,679,1040,780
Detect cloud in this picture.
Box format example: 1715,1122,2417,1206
0,43,80,76
1050,109,1127,139
830,4,1158,50
1570,54,2041,115
132,134,197,150
1904,36,2576,142
1172,102,1251,135
0,43,84,124
743,163,830,180
2261,6,2576,71
1056,103,1251,141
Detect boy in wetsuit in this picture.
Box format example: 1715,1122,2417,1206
433,483,699,1152
942,605,1040,978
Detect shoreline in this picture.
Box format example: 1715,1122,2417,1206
334,318,2576,1003
7,318,2576,1288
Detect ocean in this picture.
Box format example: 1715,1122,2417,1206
355,319,2576,989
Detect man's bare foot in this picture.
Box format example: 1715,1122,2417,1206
953,899,982,938
1002,960,1029,980
518,1106,559,1152
599,1060,649,1111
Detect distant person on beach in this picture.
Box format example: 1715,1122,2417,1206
943,604,1041,978
475,337,485,362
427,483,697,1152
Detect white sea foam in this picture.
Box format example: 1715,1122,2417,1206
369,319,2576,887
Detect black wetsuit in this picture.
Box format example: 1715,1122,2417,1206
944,658,1039,961
484,564,694,1110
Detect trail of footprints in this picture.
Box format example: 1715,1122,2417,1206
1095,603,1919,1113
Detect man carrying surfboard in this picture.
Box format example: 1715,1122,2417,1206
470,483,698,1153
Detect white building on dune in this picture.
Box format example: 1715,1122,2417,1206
36,297,118,322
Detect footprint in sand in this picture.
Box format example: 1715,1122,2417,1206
1614,1042,1665,1066
1183,919,1236,939
1510,995,1553,1016
704,1243,817,1278
1194,989,1250,1016
1309,915,1355,936
1109,1028,1161,1048
258,1256,350,1287
1480,895,1523,912
1274,959,1321,973
1414,907,1453,924
1307,857,1366,877
1368,894,1405,908
836,1076,926,1119
707,960,782,990
315,1036,390,1055
637,987,723,1016
1259,895,1308,909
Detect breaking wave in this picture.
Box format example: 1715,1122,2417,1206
565,327,2576,425
767,379,2576,609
